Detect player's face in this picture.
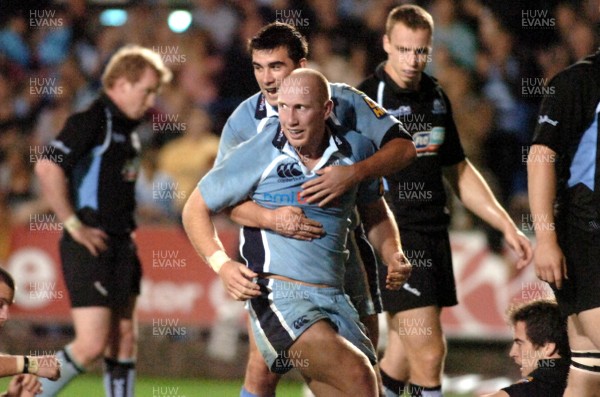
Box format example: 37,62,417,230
383,23,431,90
278,78,331,151
0,282,14,327
509,321,543,377
252,47,301,107
115,67,161,120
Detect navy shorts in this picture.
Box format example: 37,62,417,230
379,229,457,313
555,222,600,316
60,232,142,309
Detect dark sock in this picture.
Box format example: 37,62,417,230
381,369,406,397
103,357,135,397
407,383,442,397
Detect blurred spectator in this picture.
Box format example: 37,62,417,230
158,108,219,212
217,4,265,129
307,28,364,86
0,142,46,226
192,0,239,52
31,5,73,68
535,42,570,82
178,28,222,110
0,14,30,69
135,144,179,225
31,56,96,145
430,0,477,72
0,69,18,125
478,15,539,206
436,65,493,167
555,1,597,62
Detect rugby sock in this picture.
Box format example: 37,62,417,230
381,369,405,397
407,383,442,397
103,357,135,397
39,345,85,396
239,387,260,397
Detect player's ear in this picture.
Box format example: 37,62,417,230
323,99,333,119
542,341,558,357
298,58,307,68
383,35,391,54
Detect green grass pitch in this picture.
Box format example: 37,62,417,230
0,375,471,396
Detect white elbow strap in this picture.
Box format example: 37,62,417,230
571,350,600,374
208,250,231,273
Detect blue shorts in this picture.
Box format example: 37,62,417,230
247,278,377,374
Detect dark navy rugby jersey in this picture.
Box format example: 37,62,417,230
532,51,600,232
49,94,143,234
501,358,569,397
358,62,465,232
201,123,382,288
215,82,412,164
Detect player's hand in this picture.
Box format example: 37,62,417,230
34,355,61,381
301,165,359,207
503,227,533,270
6,374,42,396
69,225,108,256
385,251,411,290
268,206,324,240
219,261,261,301
533,237,567,289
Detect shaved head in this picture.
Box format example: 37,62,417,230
277,68,333,158
280,68,331,105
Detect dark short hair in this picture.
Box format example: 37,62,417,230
0,267,15,292
247,22,308,64
386,5,434,37
509,299,569,358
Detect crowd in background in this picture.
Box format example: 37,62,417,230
1,0,598,257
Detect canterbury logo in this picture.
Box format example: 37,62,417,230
293,315,310,329
538,115,558,126
277,162,302,178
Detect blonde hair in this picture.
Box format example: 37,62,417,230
102,45,172,89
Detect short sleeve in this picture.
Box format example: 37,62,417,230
49,112,103,175
438,91,466,167
332,84,412,149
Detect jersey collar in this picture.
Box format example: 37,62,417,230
255,93,278,119
272,124,353,173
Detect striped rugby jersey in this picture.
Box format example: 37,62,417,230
201,123,382,288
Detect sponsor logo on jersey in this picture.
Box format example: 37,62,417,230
432,98,447,114
277,162,303,179
261,190,309,204
389,105,412,118
412,126,445,156
255,95,267,119
538,114,558,126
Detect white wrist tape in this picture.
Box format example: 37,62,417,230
208,250,230,273
64,214,83,234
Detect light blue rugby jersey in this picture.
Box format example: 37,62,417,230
215,83,411,164
201,123,382,288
